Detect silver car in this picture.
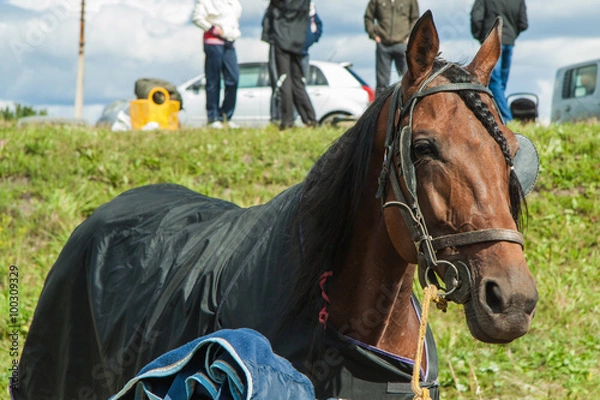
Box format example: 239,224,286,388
551,58,600,123
178,60,374,127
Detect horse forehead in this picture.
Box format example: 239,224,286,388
412,91,517,152
412,95,488,142
413,93,470,123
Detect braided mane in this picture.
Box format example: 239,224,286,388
436,59,526,228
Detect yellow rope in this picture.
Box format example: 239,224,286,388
412,285,447,400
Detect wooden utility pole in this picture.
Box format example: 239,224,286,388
74,0,85,119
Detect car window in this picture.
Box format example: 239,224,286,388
306,65,328,86
186,78,204,92
239,65,262,89
105,100,128,113
562,64,597,98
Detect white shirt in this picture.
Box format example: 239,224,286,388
192,0,242,42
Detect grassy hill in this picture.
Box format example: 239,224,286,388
1,121,598,399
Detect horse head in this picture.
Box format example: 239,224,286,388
381,11,538,344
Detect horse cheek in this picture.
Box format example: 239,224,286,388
383,208,418,264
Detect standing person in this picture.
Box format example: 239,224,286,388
262,0,318,130
471,0,528,122
301,2,323,79
193,0,242,129
262,11,282,125
364,0,419,96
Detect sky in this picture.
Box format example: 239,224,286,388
2,0,600,124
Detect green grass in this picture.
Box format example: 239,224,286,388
1,121,599,398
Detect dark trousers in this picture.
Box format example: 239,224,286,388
375,41,408,95
273,46,317,128
267,45,281,123
204,43,239,123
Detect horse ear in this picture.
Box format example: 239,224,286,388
466,17,502,86
405,10,439,85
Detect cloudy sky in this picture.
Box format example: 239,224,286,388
2,0,600,124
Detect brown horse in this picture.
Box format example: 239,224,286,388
286,9,539,397
17,11,538,400
330,11,537,348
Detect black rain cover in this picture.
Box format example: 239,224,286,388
17,183,304,399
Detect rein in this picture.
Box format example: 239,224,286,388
376,64,524,304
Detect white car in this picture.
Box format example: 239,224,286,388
177,60,374,127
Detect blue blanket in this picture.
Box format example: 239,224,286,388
111,328,314,400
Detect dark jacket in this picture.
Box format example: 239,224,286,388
364,0,419,46
471,0,528,45
261,0,311,55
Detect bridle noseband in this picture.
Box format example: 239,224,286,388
376,65,524,304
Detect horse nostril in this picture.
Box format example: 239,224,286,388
524,295,537,316
485,281,504,314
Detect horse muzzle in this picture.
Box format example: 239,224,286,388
422,256,538,343
464,263,538,343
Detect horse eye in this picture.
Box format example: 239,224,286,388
413,140,437,159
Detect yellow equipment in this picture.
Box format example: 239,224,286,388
129,87,180,130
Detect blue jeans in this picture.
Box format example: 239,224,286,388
204,43,239,123
489,44,514,122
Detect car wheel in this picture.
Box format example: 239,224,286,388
320,112,353,127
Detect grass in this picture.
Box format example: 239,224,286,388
1,120,599,399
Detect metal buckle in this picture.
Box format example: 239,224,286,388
424,260,471,304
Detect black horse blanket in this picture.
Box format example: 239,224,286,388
18,183,303,398
17,183,439,399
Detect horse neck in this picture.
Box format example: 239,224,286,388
327,162,423,361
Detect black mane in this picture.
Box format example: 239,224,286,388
285,86,394,324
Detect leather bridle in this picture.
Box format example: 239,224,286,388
376,64,524,304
